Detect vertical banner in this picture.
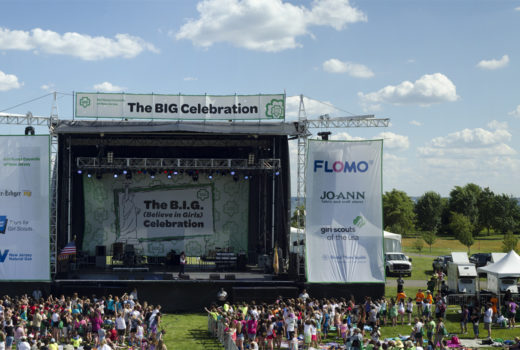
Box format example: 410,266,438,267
0,136,50,280
305,140,384,283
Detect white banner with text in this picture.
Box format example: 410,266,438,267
76,93,285,120
305,140,384,283
0,136,50,281
116,185,214,246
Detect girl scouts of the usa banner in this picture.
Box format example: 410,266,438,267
305,140,384,283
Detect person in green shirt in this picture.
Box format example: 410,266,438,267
426,316,436,344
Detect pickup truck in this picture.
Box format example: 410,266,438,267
385,252,412,277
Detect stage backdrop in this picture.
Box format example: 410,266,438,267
305,140,384,283
83,174,249,257
0,135,50,281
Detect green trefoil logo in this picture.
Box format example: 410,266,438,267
265,99,285,119
79,97,91,108
353,215,366,228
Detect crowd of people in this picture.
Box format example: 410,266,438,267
205,288,520,350
0,289,167,350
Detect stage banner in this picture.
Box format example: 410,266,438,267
75,92,286,120
0,136,50,281
116,185,214,246
305,140,384,283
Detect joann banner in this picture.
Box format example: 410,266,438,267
75,93,285,120
0,136,50,281
305,140,384,283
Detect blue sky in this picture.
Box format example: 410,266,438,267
0,0,519,197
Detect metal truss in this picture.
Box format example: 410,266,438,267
306,115,390,128
76,157,281,172
0,112,51,126
71,138,271,148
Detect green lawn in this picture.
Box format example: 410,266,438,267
162,311,519,350
402,235,505,256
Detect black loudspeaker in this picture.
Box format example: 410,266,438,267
209,274,220,280
225,274,236,280
179,274,190,280
163,274,174,280
96,245,106,256
288,253,298,277
237,253,247,271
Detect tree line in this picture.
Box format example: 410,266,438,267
383,183,520,252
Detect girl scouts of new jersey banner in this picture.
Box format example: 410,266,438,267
305,140,384,283
0,136,50,281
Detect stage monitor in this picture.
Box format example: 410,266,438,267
0,136,50,281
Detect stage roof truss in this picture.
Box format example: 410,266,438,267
76,157,281,172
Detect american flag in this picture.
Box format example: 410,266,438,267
58,241,76,261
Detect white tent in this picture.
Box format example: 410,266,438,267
384,231,402,253
477,250,520,277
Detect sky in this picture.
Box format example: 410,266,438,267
0,0,519,198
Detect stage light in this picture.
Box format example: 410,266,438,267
244,175,249,180
150,171,156,179
107,151,114,164
167,173,172,179
208,174,213,180
230,171,236,176
275,171,280,176
123,170,128,175
77,170,82,174
113,173,118,178
173,170,178,175
87,173,92,178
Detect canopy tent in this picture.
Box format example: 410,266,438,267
384,231,402,253
477,250,520,277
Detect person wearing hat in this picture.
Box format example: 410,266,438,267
17,336,30,350
404,340,415,350
395,339,404,349
48,338,58,350
351,328,364,350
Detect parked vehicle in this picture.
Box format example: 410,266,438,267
469,253,491,267
385,252,412,277
447,252,477,294
487,274,519,293
432,255,452,272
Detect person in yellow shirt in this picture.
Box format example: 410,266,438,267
415,289,425,316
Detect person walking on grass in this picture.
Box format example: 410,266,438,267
483,303,493,339
470,306,480,339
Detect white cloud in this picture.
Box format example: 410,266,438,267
0,70,22,91
516,6,520,11
508,105,520,117
376,131,409,150
285,95,339,120
358,73,459,109
40,83,54,91
476,54,509,70
409,120,422,126
418,123,515,162
183,77,198,81
322,58,374,78
330,131,364,141
93,82,125,92
175,0,366,52
0,27,158,60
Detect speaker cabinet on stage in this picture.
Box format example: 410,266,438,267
95,256,106,268
225,274,236,280
237,253,247,271
179,274,190,280
209,274,220,280
96,245,106,256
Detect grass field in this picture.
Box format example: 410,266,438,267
402,235,505,256
160,236,514,349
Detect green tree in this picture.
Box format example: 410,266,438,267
492,194,520,234
423,230,437,253
478,187,495,235
415,191,444,233
413,237,424,252
383,189,416,235
448,183,482,236
449,212,474,253
291,205,305,228
502,231,519,253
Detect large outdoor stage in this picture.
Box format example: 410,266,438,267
0,94,389,312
